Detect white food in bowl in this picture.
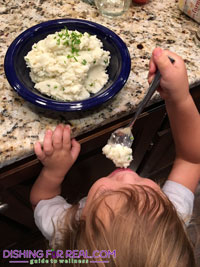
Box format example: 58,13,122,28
24,28,110,101
102,143,133,168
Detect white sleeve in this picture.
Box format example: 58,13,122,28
34,195,71,241
162,180,194,225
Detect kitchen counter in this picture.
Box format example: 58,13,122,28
0,0,200,168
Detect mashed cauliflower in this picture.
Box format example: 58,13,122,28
24,27,110,101
102,144,133,168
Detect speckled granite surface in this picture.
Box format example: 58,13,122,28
0,0,200,168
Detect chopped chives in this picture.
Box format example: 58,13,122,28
82,59,87,65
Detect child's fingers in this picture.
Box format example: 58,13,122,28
152,48,176,77
162,50,182,65
71,139,81,161
148,73,154,84
34,141,46,161
52,124,64,149
148,49,158,84
63,125,71,149
43,129,53,155
149,55,157,75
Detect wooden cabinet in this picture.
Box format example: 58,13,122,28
137,83,200,182
137,115,175,182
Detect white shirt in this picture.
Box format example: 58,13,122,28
162,180,194,225
34,180,194,241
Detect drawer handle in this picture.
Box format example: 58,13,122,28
0,202,8,213
157,128,171,137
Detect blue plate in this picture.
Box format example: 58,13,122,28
4,19,131,111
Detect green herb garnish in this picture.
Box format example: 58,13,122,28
56,27,83,57
82,59,87,65
57,38,60,45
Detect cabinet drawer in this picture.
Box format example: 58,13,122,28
137,116,175,180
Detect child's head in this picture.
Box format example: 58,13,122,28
54,169,196,266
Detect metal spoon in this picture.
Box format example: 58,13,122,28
107,57,175,148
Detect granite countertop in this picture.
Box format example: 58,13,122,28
0,0,200,168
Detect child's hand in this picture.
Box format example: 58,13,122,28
34,124,80,180
148,47,190,104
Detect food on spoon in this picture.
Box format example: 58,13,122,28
102,143,133,168
24,27,110,101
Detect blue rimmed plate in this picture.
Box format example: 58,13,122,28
4,19,131,111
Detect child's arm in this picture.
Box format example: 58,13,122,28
149,47,200,163
167,157,200,193
30,124,80,207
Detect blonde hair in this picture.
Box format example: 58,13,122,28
52,185,196,267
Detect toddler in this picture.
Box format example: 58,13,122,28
30,48,200,266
